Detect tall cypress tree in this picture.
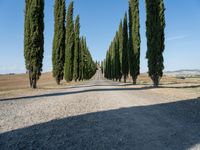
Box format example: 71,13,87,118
79,37,84,81
146,0,165,87
52,0,66,85
129,0,141,85
111,42,115,80
64,1,74,82
114,32,121,81
118,21,123,82
122,13,129,83
24,0,31,86
24,0,44,89
101,61,104,74
73,15,80,82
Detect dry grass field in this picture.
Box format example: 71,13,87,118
0,72,199,100
0,72,200,91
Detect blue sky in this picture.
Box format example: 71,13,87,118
0,0,200,74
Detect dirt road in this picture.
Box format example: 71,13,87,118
0,70,200,150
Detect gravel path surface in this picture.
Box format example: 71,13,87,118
0,70,200,150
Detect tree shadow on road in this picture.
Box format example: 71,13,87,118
0,97,200,150
160,84,200,89
0,86,153,101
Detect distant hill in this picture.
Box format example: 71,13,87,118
165,69,200,78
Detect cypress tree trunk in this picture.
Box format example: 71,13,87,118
129,0,141,85
122,13,129,83
64,1,74,82
146,0,165,88
52,0,66,85
73,15,80,82
32,77,37,89
132,77,137,85
24,0,44,89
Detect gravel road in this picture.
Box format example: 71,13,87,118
0,70,200,150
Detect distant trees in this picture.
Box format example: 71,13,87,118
146,0,165,87
79,37,96,80
52,0,66,85
24,0,44,89
104,0,165,87
129,0,141,85
104,4,140,83
62,1,96,83
104,14,130,83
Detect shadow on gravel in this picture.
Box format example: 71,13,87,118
0,86,154,101
160,84,200,89
1,98,200,150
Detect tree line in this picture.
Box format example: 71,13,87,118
24,0,96,88
103,0,165,87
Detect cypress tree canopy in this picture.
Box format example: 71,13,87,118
64,1,75,82
146,0,165,87
24,0,44,89
118,20,123,81
73,15,80,82
52,0,66,85
129,0,141,85
122,13,129,83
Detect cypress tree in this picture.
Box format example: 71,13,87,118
73,15,80,82
118,21,123,82
114,32,121,81
129,0,141,85
79,37,84,81
111,42,115,80
64,1,74,82
80,37,96,80
146,0,165,87
122,13,129,83
101,61,104,74
24,0,44,89
24,0,31,86
52,0,66,85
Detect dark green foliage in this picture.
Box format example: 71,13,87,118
64,1,74,82
122,13,129,83
129,0,141,85
146,0,165,87
73,15,80,82
83,38,96,80
104,24,123,81
78,37,96,81
118,21,123,81
24,0,44,89
78,37,84,81
24,0,31,76
114,32,121,81
101,61,104,74
52,0,66,85
105,50,112,79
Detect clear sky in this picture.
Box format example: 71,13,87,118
0,0,200,74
